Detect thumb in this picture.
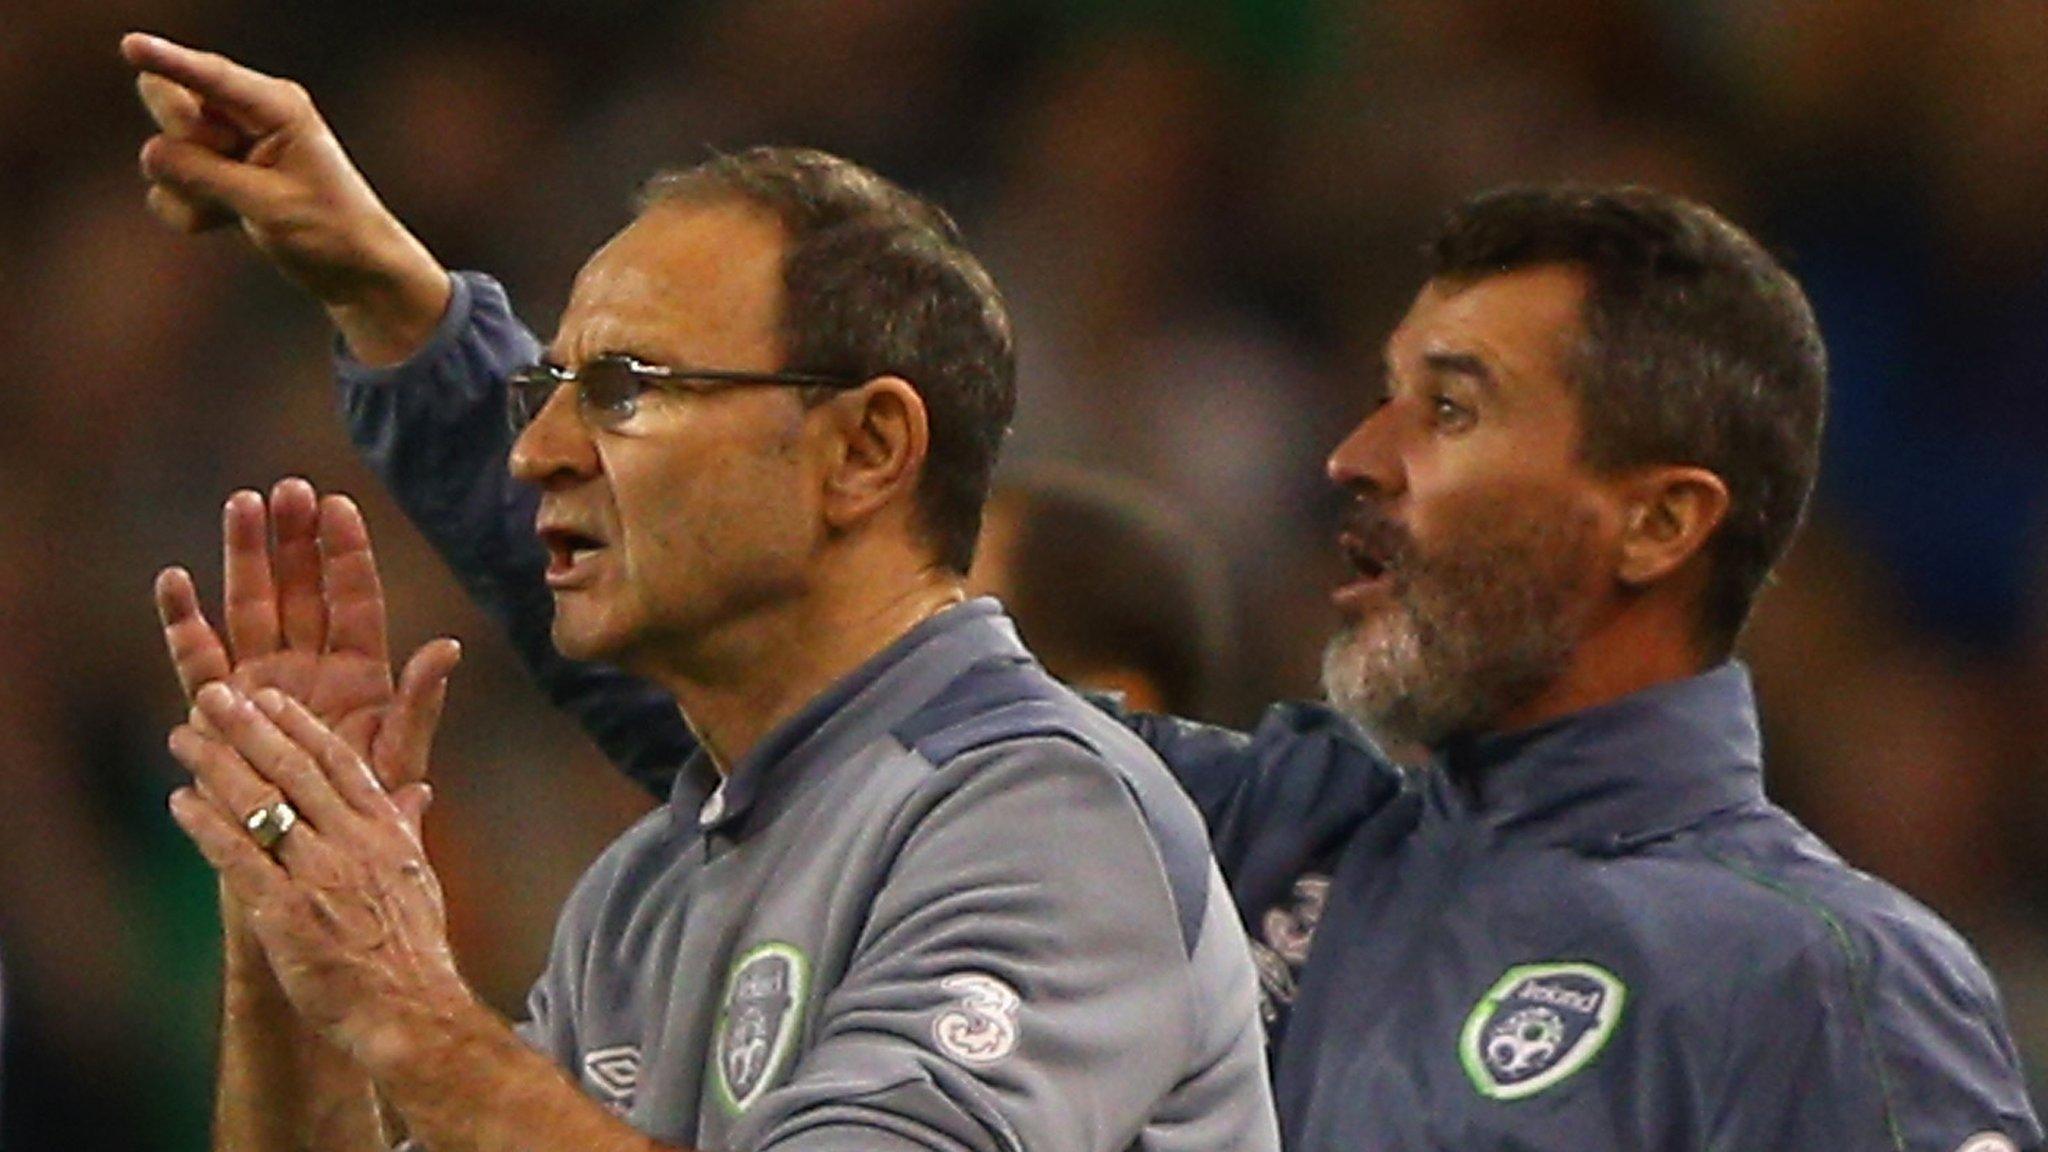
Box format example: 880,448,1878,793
140,135,290,222
391,782,434,838
371,637,462,791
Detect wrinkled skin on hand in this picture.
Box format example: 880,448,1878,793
169,684,470,1065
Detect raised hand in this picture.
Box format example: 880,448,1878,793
122,31,451,365
156,478,460,814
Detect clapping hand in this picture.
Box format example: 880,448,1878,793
155,478,459,834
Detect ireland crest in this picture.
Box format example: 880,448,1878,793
714,942,810,1113
1460,962,1626,1100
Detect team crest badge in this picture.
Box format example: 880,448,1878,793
714,942,810,1113
1460,961,1627,1101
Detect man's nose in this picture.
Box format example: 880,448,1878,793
1326,403,1406,501
509,384,600,488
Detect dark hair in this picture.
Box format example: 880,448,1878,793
1429,185,1828,658
638,148,1015,575
994,465,1235,716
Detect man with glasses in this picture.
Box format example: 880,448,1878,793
130,30,2041,1152
130,34,1276,1152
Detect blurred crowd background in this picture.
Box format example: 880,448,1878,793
5,0,2048,1146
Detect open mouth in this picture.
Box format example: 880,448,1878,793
1341,532,1391,583
538,524,607,582
1333,509,1407,607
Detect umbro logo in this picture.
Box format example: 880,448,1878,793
582,1045,641,1108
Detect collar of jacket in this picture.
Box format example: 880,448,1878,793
1423,662,1767,855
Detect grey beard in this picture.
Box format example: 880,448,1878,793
1321,508,1593,749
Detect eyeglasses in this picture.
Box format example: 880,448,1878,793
506,354,865,432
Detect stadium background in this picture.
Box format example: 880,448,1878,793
3,1,2047,1146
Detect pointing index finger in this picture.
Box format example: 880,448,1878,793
120,33,301,138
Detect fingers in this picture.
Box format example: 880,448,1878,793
169,718,315,878
390,783,434,838
133,66,248,234
270,478,328,652
169,785,290,905
135,72,247,156
374,639,462,792
318,493,388,664
156,566,232,700
121,33,306,138
253,690,398,824
221,481,358,659
184,684,356,836
138,135,290,224
144,182,237,234
221,489,280,659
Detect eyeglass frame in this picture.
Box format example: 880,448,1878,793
506,353,867,432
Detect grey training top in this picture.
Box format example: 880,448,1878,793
520,600,1277,1152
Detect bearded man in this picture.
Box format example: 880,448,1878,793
129,30,2041,1152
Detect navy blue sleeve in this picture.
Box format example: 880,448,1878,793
1707,927,2043,1152
334,271,696,796
1101,699,1404,927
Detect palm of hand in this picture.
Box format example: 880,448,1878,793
159,483,463,841
225,649,399,785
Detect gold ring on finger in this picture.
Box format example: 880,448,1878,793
243,799,299,854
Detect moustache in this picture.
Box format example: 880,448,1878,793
1337,502,1415,580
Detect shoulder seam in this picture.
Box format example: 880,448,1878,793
904,699,1104,769
1699,851,1909,1152
920,724,1101,763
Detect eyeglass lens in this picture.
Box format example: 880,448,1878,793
508,359,646,430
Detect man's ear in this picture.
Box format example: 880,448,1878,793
1616,466,1730,589
819,377,929,532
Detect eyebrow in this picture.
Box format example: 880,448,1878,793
1420,350,1500,396
538,348,658,370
